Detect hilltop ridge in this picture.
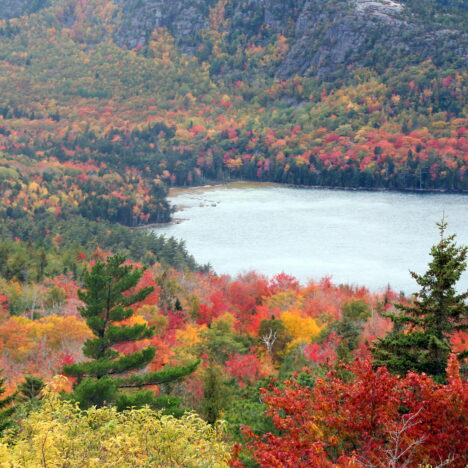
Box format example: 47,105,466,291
1,0,466,79
0,0,466,235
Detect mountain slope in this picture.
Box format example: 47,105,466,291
3,0,466,80
0,0,50,19
111,0,467,79
0,0,466,234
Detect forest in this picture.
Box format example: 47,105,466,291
0,0,466,466
0,221,466,466
0,0,466,229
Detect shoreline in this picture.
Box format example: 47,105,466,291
168,180,468,198
133,218,185,230
287,184,468,194
168,181,280,197
137,180,468,230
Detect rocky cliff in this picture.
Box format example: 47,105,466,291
1,0,466,79
112,0,217,53
270,0,467,78
110,0,467,79
0,0,49,19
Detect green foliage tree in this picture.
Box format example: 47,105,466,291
373,220,467,381
322,299,371,364
12,375,45,423
201,363,230,425
17,375,44,401
201,314,253,364
258,316,292,364
0,372,15,434
224,377,277,464
62,254,198,410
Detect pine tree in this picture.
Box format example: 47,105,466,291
17,375,44,401
12,375,45,423
62,254,198,410
201,363,229,424
373,220,467,381
0,372,15,434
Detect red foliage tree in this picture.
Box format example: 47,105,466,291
227,273,269,332
240,356,467,467
0,294,9,322
225,352,265,388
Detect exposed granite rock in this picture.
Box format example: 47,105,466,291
2,0,466,79
107,0,468,77
0,0,49,20
232,0,467,79
354,0,404,22
113,0,217,53
276,0,408,77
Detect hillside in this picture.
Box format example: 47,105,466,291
2,0,467,78
114,0,468,79
0,0,466,234
0,2,467,465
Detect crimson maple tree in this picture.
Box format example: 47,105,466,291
238,356,467,467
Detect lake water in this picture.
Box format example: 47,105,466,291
153,184,468,293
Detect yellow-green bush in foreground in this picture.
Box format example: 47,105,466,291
0,380,230,468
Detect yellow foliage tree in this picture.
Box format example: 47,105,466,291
266,290,303,312
280,310,322,349
175,323,206,363
0,378,231,467
0,315,91,362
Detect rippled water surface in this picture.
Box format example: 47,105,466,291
153,185,468,293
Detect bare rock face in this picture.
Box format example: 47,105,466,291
259,0,466,78
2,0,466,79
115,0,409,77
112,0,216,53
0,0,47,19
354,0,404,22
276,0,408,77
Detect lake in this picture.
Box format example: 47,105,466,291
153,184,468,293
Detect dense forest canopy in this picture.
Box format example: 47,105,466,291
0,1,466,466
0,0,465,233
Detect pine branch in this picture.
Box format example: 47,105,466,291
115,361,200,389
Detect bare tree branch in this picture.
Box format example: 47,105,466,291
261,329,277,357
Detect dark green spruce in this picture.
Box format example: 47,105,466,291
62,254,198,411
0,371,15,434
372,220,467,381
16,375,44,402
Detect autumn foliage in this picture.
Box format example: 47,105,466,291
0,1,466,238
0,247,466,465
0,0,466,462
0,377,231,467
240,356,467,467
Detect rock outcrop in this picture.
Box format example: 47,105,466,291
275,0,407,77
113,0,217,53
110,0,467,78
2,0,466,79
0,0,49,20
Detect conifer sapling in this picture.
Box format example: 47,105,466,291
373,220,467,380
62,254,198,410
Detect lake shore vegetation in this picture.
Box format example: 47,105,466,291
0,0,466,465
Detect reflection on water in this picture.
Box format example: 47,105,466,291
153,186,468,293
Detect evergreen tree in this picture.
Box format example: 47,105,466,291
0,372,15,434
322,299,371,364
201,363,229,425
13,375,45,423
17,375,44,401
373,220,467,381
62,254,198,410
